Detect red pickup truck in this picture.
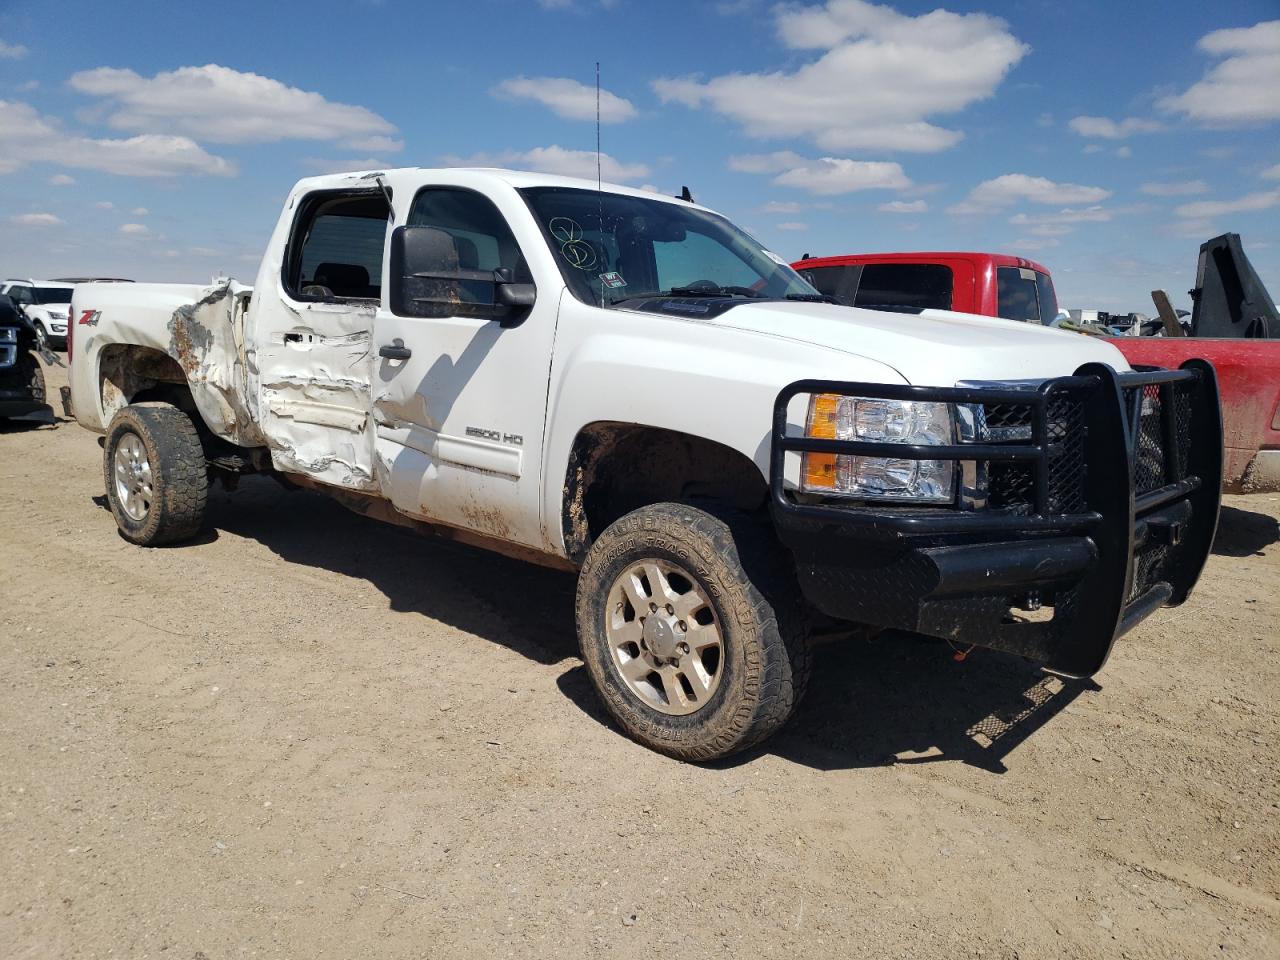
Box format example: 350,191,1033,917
793,246,1280,491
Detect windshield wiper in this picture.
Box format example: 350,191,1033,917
785,293,837,304
666,285,767,299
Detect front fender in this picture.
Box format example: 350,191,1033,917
540,303,907,556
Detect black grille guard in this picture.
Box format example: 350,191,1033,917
769,361,1223,677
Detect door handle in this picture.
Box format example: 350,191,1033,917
379,340,412,360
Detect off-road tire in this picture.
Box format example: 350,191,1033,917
103,403,208,546
576,502,811,761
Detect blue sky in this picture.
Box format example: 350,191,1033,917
1,0,1277,314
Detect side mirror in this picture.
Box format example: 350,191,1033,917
389,225,535,327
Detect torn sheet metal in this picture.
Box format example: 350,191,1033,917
250,298,378,491
167,281,262,446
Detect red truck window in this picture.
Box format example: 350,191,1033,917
856,263,952,312
996,266,1058,324
798,262,953,312
798,264,860,303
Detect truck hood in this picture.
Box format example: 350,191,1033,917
700,300,1130,386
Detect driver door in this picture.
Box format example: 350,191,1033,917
371,183,561,550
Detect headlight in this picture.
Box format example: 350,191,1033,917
801,395,955,502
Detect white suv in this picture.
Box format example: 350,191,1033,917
1,279,75,350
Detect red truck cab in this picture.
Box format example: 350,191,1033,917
792,252,1060,326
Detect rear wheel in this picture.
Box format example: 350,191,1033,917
103,403,208,546
575,502,810,761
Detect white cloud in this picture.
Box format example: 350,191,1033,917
1175,189,1280,219
761,200,803,214
131,206,148,216
949,174,1110,214
442,145,650,182
728,151,807,174
68,64,400,146
95,201,114,209
654,0,1028,152
1009,237,1060,252
1159,20,1280,125
1140,180,1209,196
1262,163,1280,180
0,100,234,177
494,76,636,122
11,212,62,226
775,222,808,231
0,40,26,59
49,174,76,186
118,223,149,235
1009,206,1112,225
344,135,404,152
1115,146,1132,159
731,152,910,195
878,199,927,213
1067,115,1163,139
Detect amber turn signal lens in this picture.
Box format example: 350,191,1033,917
802,393,840,491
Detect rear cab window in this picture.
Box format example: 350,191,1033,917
284,191,391,301
853,263,953,312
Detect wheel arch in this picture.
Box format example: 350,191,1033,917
560,421,769,564
97,343,194,423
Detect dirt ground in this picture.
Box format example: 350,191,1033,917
2,359,1277,960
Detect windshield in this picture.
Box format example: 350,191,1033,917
519,187,819,308
35,286,73,304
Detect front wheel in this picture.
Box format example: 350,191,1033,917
575,503,810,761
103,403,209,546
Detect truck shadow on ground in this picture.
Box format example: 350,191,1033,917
207,476,1096,773
1212,504,1278,557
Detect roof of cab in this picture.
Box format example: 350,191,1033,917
793,251,1052,275
287,167,716,214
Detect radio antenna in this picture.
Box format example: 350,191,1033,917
596,61,606,308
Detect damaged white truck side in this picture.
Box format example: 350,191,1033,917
70,168,1223,761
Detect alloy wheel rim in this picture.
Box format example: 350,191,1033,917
113,433,153,522
604,559,724,716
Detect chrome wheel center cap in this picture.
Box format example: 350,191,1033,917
643,616,679,660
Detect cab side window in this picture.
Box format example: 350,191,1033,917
395,187,530,318
285,191,390,301
9,285,34,305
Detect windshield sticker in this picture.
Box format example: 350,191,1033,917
763,250,788,266
599,272,626,289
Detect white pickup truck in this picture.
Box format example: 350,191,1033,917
69,167,1223,760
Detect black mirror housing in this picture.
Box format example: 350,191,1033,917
390,225,535,325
